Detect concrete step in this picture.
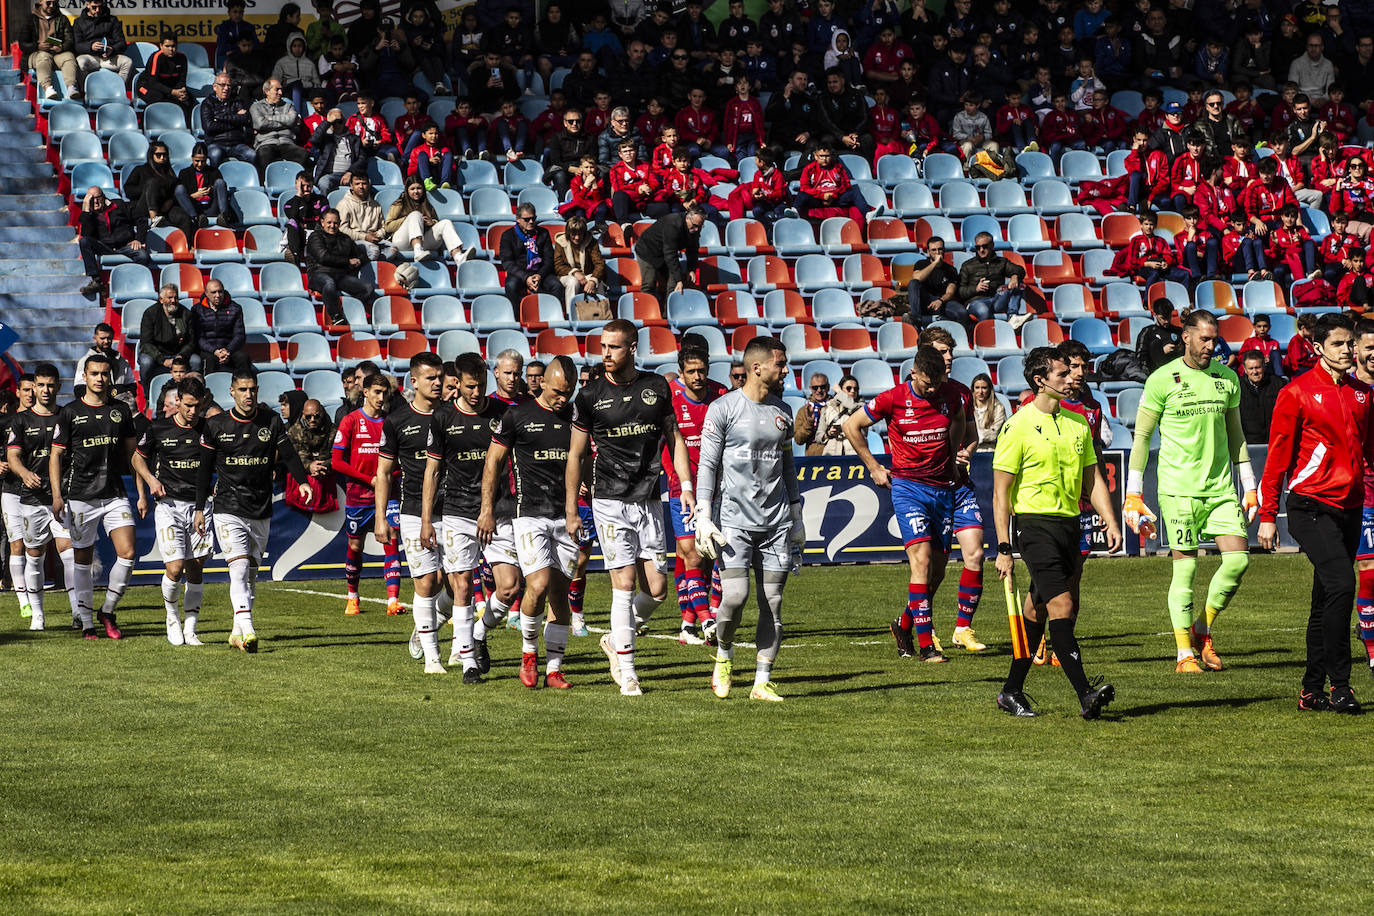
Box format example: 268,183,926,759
7,341,92,370
0,117,36,133
0,273,87,294
0,227,75,244
0,209,68,228
0,145,51,162
0,162,56,180
0,101,33,118
0,86,26,101
0,257,85,277
0,194,65,210
0,178,61,195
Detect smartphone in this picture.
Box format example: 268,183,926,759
491,67,501,79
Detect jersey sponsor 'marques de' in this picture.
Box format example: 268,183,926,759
136,416,204,502
51,399,135,501
378,401,437,518
332,408,386,508
572,371,675,503
1140,359,1240,498
696,390,799,531
493,398,574,519
427,397,511,519
864,380,963,486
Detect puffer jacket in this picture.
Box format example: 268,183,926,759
72,9,127,58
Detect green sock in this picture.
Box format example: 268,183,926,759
1202,551,1249,633
1168,556,1198,655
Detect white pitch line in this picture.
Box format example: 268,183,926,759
274,585,390,605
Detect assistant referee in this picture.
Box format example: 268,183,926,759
992,347,1122,719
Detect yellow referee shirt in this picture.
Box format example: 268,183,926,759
992,405,1096,517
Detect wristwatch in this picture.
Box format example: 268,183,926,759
997,542,1013,554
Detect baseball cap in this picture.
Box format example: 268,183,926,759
1164,101,1182,114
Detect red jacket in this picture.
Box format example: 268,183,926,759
1321,101,1357,140
1170,152,1204,196
994,103,1036,139
393,112,434,148
609,160,658,205
408,141,450,176
1241,180,1297,223
868,103,900,142
585,106,611,136
1337,271,1374,309
1269,102,1296,134
1330,178,1374,219
1309,152,1347,188
1080,106,1130,145
739,164,787,207
1222,154,1259,191
346,113,392,148
1196,182,1237,234
675,105,720,144
444,111,487,145
531,106,564,143
1226,98,1265,136
799,161,852,198
1239,335,1280,361
1320,231,1361,265
1108,232,1175,277
1126,147,1171,199
1286,334,1318,376
1265,224,1312,260
903,111,945,153
487,113,529,148
635,112,668,146
722,97,765,148
654,167,709,206
1134,107,1166,133
564,172,607,212
1220,228,1250,266
1260,365,1374,520
650,141,675,177
1173,227,1211,264
1038,108,1082,144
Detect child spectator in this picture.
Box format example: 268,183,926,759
1197,160,1240,235
1175,204,1218,281
346,94,395,163
723,77,765,165
1108,209,1190,285
1242,158,1298,235
1069,57,1106,110
653,146,722,223
1169,131,1207,211
1226,82,1265,141
1221,209,1272,281
531,90,568,146
1321,83,1357,144
215,1,257,71
319,35,358,103
1320,211,1361,281
445,98,489,161
869,86,904,163
902,97,955,159
393,93,435,160
1239,314,1285,376
1135,88,1166,133
951,91,998,160
1336,247,1374,311
408,124,454,190
1194,36,1228,85
634,97,669,151
1285,313,1318,375
490,98,531,163
138,32,192,117
1040,92,1086,165
995,86,1037,153
675,87,726,159
1081,89,1129,153
726,147,787,224
1223,136,1259,191
650,125,680,177
306,0,346,60
584,89,613,137
794,143,869,228
302,90,328,147
741,37,779,91
1265,203,1320,286
559,155,611,222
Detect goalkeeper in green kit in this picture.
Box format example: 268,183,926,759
1125,310,1258,673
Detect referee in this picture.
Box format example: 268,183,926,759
992,347,1122,719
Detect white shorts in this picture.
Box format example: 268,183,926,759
214,512,270,561
720,525,792,573
3,494,65,549
591,497,666,572
398,513,441,577
438,515,518,574
154,498,214,562
67,495,135,550
513,515,578,578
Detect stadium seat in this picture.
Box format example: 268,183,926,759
270,297,320,336
850,358,894,397
854,181,889,213
1267,311,1297,346
1050,284,1098,321
427,98,457,122
1020,318,1066,348
1055,212,1105,249
961,214,1005,250
456,261,503,297
728,325,762,353
534,328,582,362
1146,280,1190,309
987,182,1033,216
666,289,713,329
972,319,1021,359
107,130,149,169
384,330,430,372
1014,151,1055,184
865,218,911,256
202,372,232,404
637,326,678,366
1105,149,1132,177
91,101,136,140
1216,314,1254,346
241,227,284,266
697,220,730,257
828,324,875,360
470,295,522,333
259,262,307,300
122,299,154,340
82,69,127,108
762,289,811,328
810,288,859,327
160,129,196,161
876,322,919,360
820,217,868,256
683,324,729,359
795,255,844,295
616,291,667,329
503,159,544,189
1116,386,1145,427
245,337,285,373
840,253,886,292
929,319,972,355
938,180,982,217
1100,282,1149,319
1101,212,1142,249
302,369,346,409
801,359,845,391
779,323,827,361
419,295,468,335
256,369,295,401
160,263,204,300
1110,90,1144,117
891,182,939,218
913,215,959,249
436,329,482,360
519,293,569,331
263,160,300,195
1058,150,1103,183
181,42,209,69
215,159,258,189
69,162,114,202
209,263,259,303
285,333,336,375
1117,316,1152,350
1029,250,1083,288
1241,280,1288,316
231,188,276,227
1082,248,1118,285
1195,280,1241,315
715,290,764,327
458,159,500,188
1007,214,1053,253
336,331,383,365
1069,317,1116,355
366,159,403,188
724,219,773,257
143,102,187,136
995,354,1030,394
774,218,824,257
876,154,919,188
746,255,795,292
699,255,745,293
468,186,514,228
1302,207,1331,240
193,228,239,266
839,154,872,182
428,188,466,222
59,131,103,171
921,153,963,186
48,102,93,143
323,297,371,337
145,226,192,264
373,296,423,334
517,186,559,221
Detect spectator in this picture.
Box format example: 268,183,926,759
357,11,415,98
490,98,532,163
285,397,336,509
817,67,874,162
598,106,644,167
402,4,450,95
1136,298,1182,372
552,214,608,309
73,323,132,390
958,231,1028,326
337,174,394,260
1289,33,1335,102
225,32,270,104
633,205,705,303
138,284,200,383
1232,23,1275,92
202,71,256,166
123,141,192,238
190,280,251,373
264,3,302,61
765,69,821,155
347,95,399,164
609,39,654,112
269,31,321,113
817,374,861,456
311,108,367,194
467,49,519,113
281,171,328,263
544,107,597,196
72,0,132,88
609,138,658,229
408,123,456,190
499,203,562,306
524,360,545,396
793,372,830,456
794,142,869,227
306,0,346,59
306,208,374,325
969,373,1006,450
1134,7,1183,85
951,90,998,159
175,143,231,231
1193,89,1242,158
1285,313,1319,375
383,177,472,265
137,32,192,117
536,3,580,86
724,146,786,225
927,40,971,124
906,237,966,327
279,389,306,426
251,79,313,173
18,0,78,102
1239,314,1285,377
77,187,150,296
1238,349,1286,445
215,1,257,69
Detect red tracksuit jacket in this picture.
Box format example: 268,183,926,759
1197,182,1237,234
347,113,392,148
1038,108,1081,144
609,161,658,205
1170,152,1204,196
740,165,787,207
799,162,852,198
723,97,765,148
675,105,720,145
655,168,709,206
1242,180,1297,223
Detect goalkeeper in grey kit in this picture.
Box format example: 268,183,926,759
693,336,806,702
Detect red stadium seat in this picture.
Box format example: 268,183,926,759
828,325,875,358
147,228,193,263
729,325,757,353
766,290,812,325
1216,314,1253,345
746,255,796,291
384,330,429,363
1029,250,1083,288
600,222,631,257
715,290,756,327
535,328,581,358
624,291,667,327
699,255,743,293
165,263,204,300
373,261,408,297
337,332,382,362
611,257,642,293
193,228,239,257
1101,212,1141,249
373,296,422,333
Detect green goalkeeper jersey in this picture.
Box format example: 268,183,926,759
1138,358,1240,498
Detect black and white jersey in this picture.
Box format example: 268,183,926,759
493,398,574,519
5,409,60,506
571,371,675,502
200,405,300,520
427,398,511,519
137,416,205,502
379,401,437,517
51,398,135,501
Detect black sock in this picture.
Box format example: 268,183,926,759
1004,616,1045,694
1048,618,1091,698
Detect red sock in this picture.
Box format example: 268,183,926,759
1359,568,1374,660
345,544,362,597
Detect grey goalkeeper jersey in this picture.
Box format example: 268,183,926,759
695,390,800,532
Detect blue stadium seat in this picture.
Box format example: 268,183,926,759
987,181,1032,216
259,262,307,300
876,154,919,189
1020,318,1061,350
428,188,467,222
468,186,514,228
1052,284,1098,321
795,255,844,295
780,324,828,361
850,358,894,397
470,295,521,332
143,102,187,136
49,102,93,141
374,187,402,216
1105,149,1132,177
437,329,482,360
1082,248,1118,285
331,297,373,334
950,355,990,389
109,264,156,302
839,154,872,182
457,261,504,298
698,221,730,257
1015,150,1055,184
286,333,335,375
961,214,1006,250
107,130,149,169
723,219,769,257
487,328,532,361
1056,212,1105,249
122,299,154,340
517,186,559,221
938,180,981,217
367,158,403,187
1070,317,1116,355
302,369,345,409
458,159,501,188
1007,214,1052,252
1302,207,1331,240
243,225,285,263
1110,90,1144,118
202,372,232,404
773,218,824,257
800,359,844,390
160,129,196,161
270,297,319,336
667,289,712,329
890,182,939,217
930,319,972,355
210,263,260,303
59,131,103,171
1032,179,1085,216
1101,283,1150,319
854,180,889,213
427,98,456,122
1058,150,1103,182
257,367,296,401
412,261,457,296
876,321,918,360
1116,387,1144,427
82,70,126,108
921,153,964,186
810,287,858,327
420,295,468,334
995,354,1029,394
264,160,301,195
683,324,729,360
230,188,275,227
218,159,259,189
1266,312,1297,346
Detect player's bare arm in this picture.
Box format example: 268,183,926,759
843,409,890,488
564,426,591,541
419,454,441,549
48,439,65,519
478,441,510,547
7,444,41,491
670,425,696,516
373,454,395,544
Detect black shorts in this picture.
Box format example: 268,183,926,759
1014,514,1081,606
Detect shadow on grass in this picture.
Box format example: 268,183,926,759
1115,694,1283,718
1115,647,1293,665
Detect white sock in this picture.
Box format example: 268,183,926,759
414,593,440,664
228,558,253,634
474,595,509,641
161,574,181,621
572,610,586,627
25,554,45,617
247,563,258,601
73,562,95,628
754,659,773,688
184,581,203,634
454,602,476,669
545,622,569,672
435,588,454,626
521,611,540,654
60,547,78,618
610,588,636,678
632,590,661,628
9,554,27,610
100,557,134,615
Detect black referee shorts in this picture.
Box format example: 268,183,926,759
1014,514,1081,606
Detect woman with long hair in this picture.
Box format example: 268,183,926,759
382,175,471,263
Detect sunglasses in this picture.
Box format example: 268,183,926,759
730,373,746,380
565,118,582,124
517,215,535,221
811,384,828,390
975,242,993,250
672,54,689,60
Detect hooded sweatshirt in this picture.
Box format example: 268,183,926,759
271,31,322,87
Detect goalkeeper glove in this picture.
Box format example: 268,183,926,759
1123,469,1157,539
789,502,806,550
693,503,726,560
1239,460,1259,523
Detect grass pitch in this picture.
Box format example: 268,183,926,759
0,554,1369,914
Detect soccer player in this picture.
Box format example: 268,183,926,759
693,336,805,701
3,375,36,618
331,372,405,616
565,319,695,697
1260,314,1371,713
420,353,520,683
482,355,581,689
48,353,141,640
846,346,968,663
376,353,448,673
1352,319,1374,675
197,369,311,652
918,326,988,652
1124,310,1257,673
993,347,1120,719
5,364,79,631
664,344,726,645
131,377,212,645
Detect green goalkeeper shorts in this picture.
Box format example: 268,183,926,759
1157,492,1248,551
